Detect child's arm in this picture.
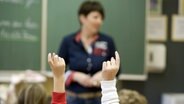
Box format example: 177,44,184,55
101,51,120,104
48,53,66,104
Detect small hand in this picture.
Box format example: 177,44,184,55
102,51,120,80
48,53,66,78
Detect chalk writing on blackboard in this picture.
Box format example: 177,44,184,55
0,18,39,42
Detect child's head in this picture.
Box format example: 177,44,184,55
17,83,47,104
119,89,148,104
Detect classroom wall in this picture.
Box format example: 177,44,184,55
122,0,184,104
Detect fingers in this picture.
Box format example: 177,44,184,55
48,53,65,65
115,51,120,66
102,51,120,70
60,57,65,65
106,61,111,68
53,53,58,63
111,57,115,65
102,62,106,70
48,53,53,66
58,57,66,66
52,53,55,62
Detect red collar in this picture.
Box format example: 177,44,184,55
75,32,99,43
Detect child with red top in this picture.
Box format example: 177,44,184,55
48,51,120,104
48,53,67,104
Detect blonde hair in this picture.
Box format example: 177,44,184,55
17,83,47,104
119,89,148,104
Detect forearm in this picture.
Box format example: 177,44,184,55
101,79,119,104
94,71,103,81
53,76,65,93
52,76,66,104
91,71,103,87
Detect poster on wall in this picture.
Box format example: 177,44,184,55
147,15,167,41
179,0,184,15
172,15,184,41
148,0,163,15
146,43,166,73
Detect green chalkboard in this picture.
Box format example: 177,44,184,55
101,0,146,80
47,0,146,80
0,0,42,70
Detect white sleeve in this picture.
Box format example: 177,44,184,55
101,79,119,104
64,70,72,81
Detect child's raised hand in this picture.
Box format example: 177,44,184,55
102,51,120,80
48,53,66,78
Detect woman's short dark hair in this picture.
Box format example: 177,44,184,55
78,1,105,19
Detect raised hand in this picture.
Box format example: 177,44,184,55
102,51,120,80
48,53,66,92
48,53,66,78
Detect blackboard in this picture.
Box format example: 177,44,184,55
47,0,147,80
0,0,42,70
0,0,146,80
